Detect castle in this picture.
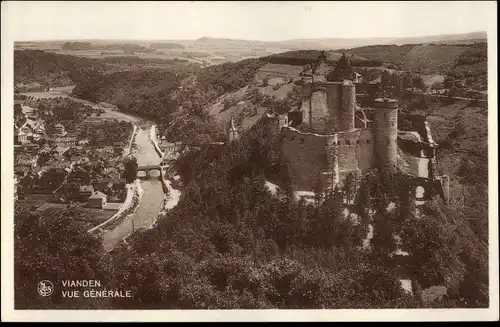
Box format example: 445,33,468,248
261,53,450,204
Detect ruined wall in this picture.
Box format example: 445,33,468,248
325,83,341,131
302,82,356,134
280,127,330,191
301,86,330,134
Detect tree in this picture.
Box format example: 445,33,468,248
412,76,425,91
14,207,111,309
402,73,413,90
381,70,392,91
391,73,402,97
444,76,455,89
123,157,138,183
344,173,357,205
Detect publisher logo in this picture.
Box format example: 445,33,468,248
37,280,54,297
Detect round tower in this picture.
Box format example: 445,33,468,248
339,80,356,131
373,98,398,175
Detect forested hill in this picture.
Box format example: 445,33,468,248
338,43,487,74
14,49,201,89
14,50,99,86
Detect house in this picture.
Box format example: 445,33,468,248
113,141,124,148
53,123,67,136
79,185,94,199
53,133,78,148
22,143,40,154
87,191,107,209
162,141,183,154
33,121,46,134
42,159,71,172
78,138,90,146
17,126,33,144
21,105,35,116
15,157,35,169
105,169,121,180
14,166,30,177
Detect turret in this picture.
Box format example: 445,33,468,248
373,98,398,175
228,116,239,142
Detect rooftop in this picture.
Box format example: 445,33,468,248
89,191,107,199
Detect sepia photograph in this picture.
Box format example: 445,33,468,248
1,0,498,322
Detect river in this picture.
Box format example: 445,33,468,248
21,86,177,251
101,122,166,251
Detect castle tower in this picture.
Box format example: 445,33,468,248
339,80,356,131
228,116,239,142
373,98,399,175
324,80,356,132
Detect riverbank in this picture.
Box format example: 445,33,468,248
87,180,142,236
123,124,138,157
149,124,165,158
146,124,182,229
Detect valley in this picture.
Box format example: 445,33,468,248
13,34,490,310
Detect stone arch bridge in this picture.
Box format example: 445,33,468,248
137,164,167,178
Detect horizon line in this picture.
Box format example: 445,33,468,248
14,30,487,44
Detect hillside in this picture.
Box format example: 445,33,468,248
14,50,99,87
338,43,488,74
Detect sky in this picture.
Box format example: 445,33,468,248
1,1,497,41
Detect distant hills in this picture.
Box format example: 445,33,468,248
191,31,486,50
17,31,486,51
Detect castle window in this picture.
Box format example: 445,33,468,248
367,140,371,144
345,140,350,146
386,139,390,145
356,140,360,144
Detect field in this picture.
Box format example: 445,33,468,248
421,74,445,86
14,41,289,67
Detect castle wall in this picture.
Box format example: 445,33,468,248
279,126,376,191
325,84,341,131
309,89,329,133
280,127,331,191
334,129,374,186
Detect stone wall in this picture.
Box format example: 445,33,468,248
280,127,331,190
335,129,374,186
280,126,376,190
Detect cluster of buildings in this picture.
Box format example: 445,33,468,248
14,104,128,209
229,53,449,205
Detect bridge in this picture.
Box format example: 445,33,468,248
137,164,167,177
